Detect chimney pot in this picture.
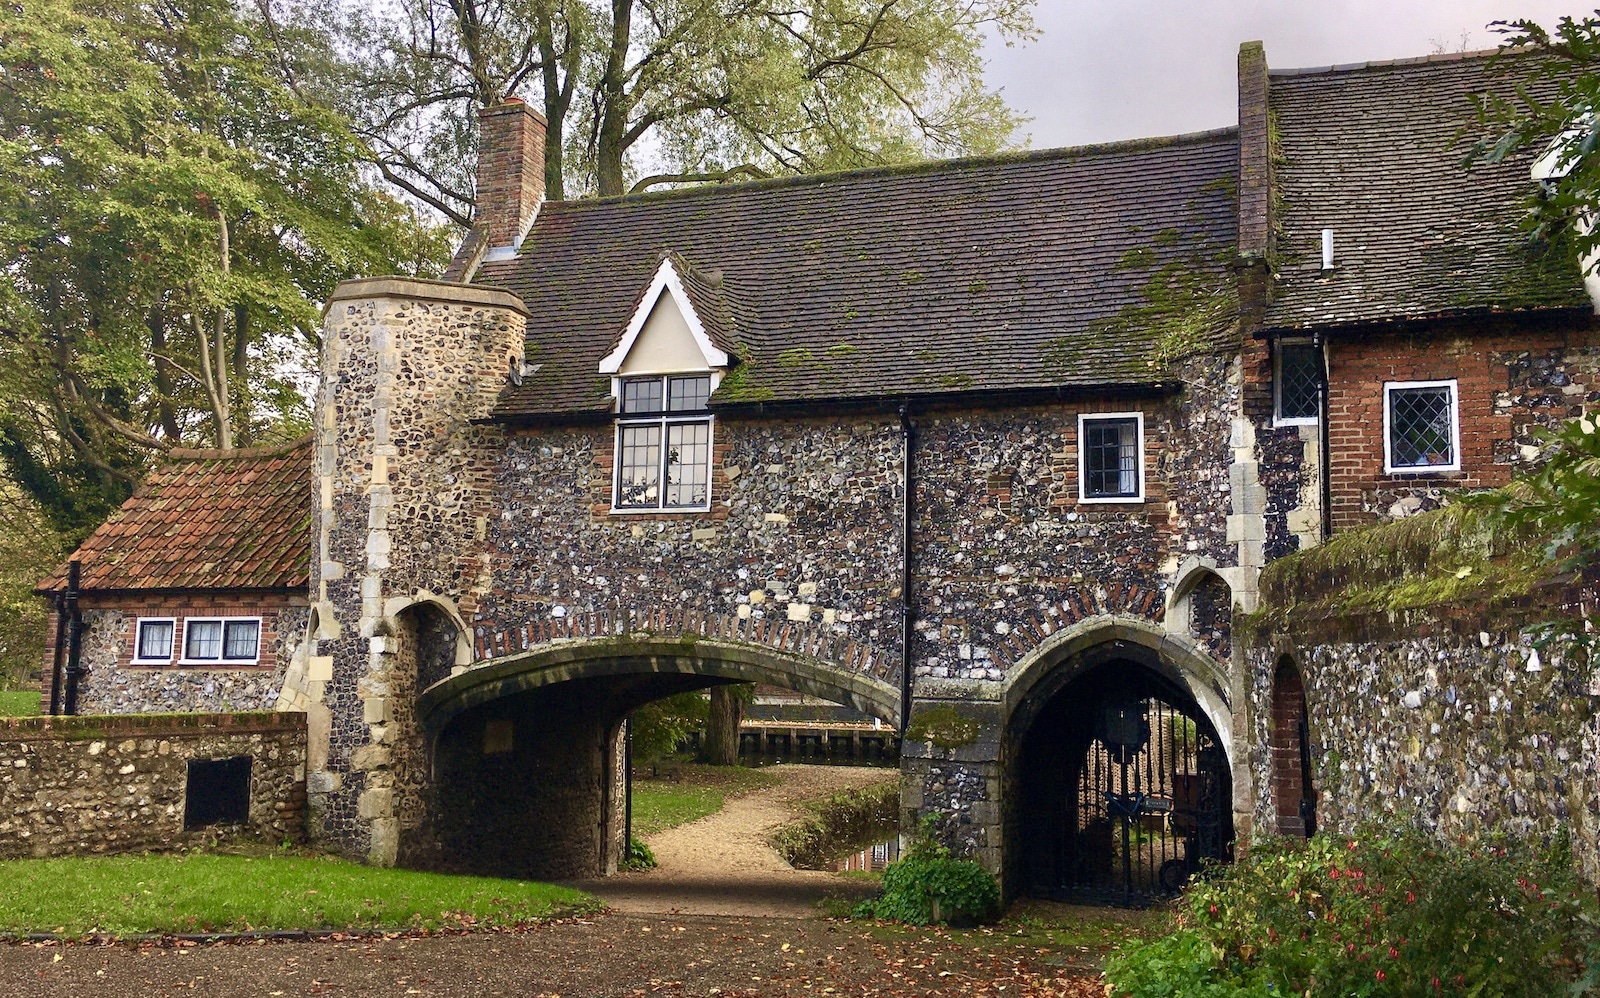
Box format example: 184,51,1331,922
475,99,547,255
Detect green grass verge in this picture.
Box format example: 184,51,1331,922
630,762,780,836
0,690,40,716
0,852,601,936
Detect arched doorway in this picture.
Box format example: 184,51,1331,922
1014,643,1233,906
1269,657,1316,838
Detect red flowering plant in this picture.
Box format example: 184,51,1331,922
1106,831,1597,997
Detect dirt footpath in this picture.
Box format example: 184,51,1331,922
0,913,1106,998
569,764,897,918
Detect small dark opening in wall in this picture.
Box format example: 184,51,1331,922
184,756,252,829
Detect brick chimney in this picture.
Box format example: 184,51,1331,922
475,98,547,258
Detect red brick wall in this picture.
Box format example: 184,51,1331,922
1269,659,1311,838
1325,318,1600,531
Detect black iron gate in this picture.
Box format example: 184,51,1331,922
1034,673,1230,907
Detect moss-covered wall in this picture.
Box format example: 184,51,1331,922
1243,504,1599,882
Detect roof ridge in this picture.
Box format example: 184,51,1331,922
533,127,1241,214
1269,45,1518,78
164,434,313,461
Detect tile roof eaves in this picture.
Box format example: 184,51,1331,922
1256,301,1593,337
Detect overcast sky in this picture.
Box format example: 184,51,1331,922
984,2,1595,149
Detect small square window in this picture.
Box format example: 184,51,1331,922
134,619,175,663
1079,413,1144,502
1275,341,1321,424
1384,380,1459,473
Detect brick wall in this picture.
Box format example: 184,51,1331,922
0,711,306,859
1267,660,1310,837
1325,317,1600,530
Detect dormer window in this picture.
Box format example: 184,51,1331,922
598,254,734,515
615,375,713,510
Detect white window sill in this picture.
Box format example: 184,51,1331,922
1077,495,1146,505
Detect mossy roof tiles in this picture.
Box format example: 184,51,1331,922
1265,52,1590,332
36,440,312,594
481,130,1241,418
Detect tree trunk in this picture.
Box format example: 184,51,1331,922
703,684,743,766
594,0,633,196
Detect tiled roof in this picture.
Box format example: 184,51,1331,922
36,440,312,593
1265,51,1590,332
482,130,1240,418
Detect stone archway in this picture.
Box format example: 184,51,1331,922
403,635,901,880
1002,616,1237,905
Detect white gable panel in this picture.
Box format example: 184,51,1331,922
618,294,709,374
598,258,730,375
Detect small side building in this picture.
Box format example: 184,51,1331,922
34,440,313,715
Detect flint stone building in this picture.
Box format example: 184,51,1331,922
37,44,1600,901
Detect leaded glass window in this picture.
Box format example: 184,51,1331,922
1385,381,1458,472
615,375,714,510
1080,414,1143,501
1275,341,1321,423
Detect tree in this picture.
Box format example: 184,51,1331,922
1469,15,1600,657
333,0,1036,212
1471,14,1600,275
0,0,451,533
629,690,707,773
701,682,753,766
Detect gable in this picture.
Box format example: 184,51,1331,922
598,257,732,377
618,292,713,374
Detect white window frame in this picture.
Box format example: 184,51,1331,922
1077,411,1146,503
1273,338,1322,428
178,616,264,665
1382,379,1461,474
131,617,177,665
610,372,717,514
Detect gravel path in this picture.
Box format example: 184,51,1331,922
0,912,1106,997
568,764,898,918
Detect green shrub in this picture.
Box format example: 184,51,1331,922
854,827,1000,926
1104,832,1599,997
621,837,657,871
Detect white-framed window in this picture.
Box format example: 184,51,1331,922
1274,340,1322,426
612,374,714,512
180,617,263,664
1383,379,1460,473
132,618,176,664
1078,412,1145,502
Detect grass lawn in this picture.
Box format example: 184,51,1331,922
629,762,780,835
0,851,600,936
0,689,40,716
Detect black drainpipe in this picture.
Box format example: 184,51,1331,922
898,404,916,734
61,560,84,715
1315,332,1332,541
48,580,69,716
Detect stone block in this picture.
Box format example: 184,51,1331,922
786,603,812,622
349,744,391,771
308,656,334,682
357,786,393,820
1226,513,1264,542
362,697,390,724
